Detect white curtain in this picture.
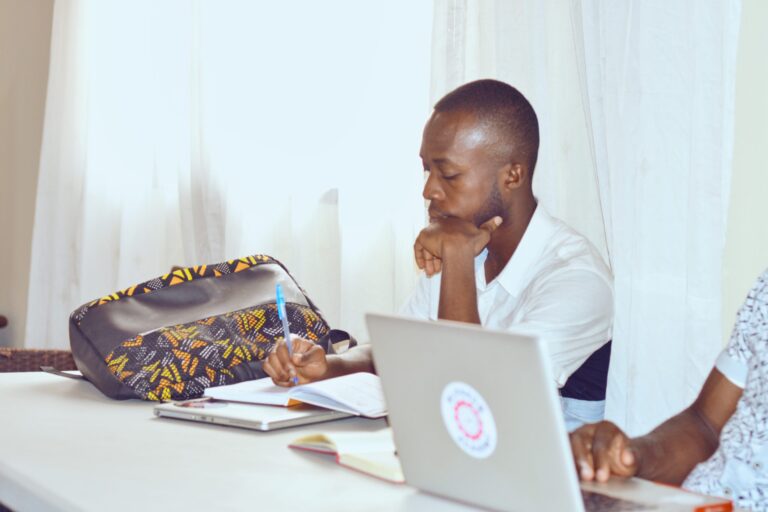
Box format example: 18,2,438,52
26,0,433,348
572,0,740,435
431,0,609,262
433,0,740,436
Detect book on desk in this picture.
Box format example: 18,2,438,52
203,372,387,418
289,428,404,483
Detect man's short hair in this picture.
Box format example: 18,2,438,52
434,79,540,175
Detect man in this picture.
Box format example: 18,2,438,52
263,79,614,429
571,270,768,511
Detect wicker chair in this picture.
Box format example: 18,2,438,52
0,348,77,372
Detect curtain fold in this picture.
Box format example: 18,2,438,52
26,0,432,348
431,0,609,267
433,0,740,435
29,1,742,433
571,0,740,435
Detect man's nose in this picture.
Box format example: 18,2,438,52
422,172,444,201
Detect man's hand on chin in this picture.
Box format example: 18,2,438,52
414,216,502,276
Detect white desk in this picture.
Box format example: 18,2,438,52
0,373,474,512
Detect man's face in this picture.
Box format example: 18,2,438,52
419,110,506,226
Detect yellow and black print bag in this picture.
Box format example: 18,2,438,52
68,255,351,401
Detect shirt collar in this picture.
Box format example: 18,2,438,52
491,204,557,297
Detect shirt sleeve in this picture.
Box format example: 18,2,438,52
716,269,768,388
509,268,614,388
398,273,435,320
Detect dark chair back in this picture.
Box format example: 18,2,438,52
0,348,77,372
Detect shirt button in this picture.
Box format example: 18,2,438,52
753,461,762,470
723,487,732,496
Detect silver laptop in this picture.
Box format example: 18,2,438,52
366,314,730,512
154,398,352,432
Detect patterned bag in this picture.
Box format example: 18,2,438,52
69,254,353,401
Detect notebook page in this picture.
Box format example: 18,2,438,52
203,377,293,406
290,428,396,454
294,373,387,418
327,428,397,453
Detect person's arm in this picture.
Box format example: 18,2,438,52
413,216,501,324
438,239,481,323
324,344,375,378
263,338,374,387
570,367,742,484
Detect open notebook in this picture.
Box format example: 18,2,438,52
289,428,404,483
203,372,387,418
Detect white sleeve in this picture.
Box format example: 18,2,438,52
398,273,434,320
511,268,613,388
716,269,768,388
715,350,747,389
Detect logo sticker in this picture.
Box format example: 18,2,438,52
440,381,497,459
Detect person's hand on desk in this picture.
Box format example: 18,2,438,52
262,337,328,387
570,421,639,482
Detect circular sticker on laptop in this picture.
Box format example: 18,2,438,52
440,381,497,459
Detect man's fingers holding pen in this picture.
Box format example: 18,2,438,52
288,336,314,354
263,337,329,386
274,342,296,373
262,356,292,387
264,341,297,386
292,344,324,364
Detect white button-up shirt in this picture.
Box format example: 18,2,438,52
401,206,614,387
684,269,768,510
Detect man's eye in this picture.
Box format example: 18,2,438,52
442,174,459,181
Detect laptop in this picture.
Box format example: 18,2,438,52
154,398,352,432
365,314,731,512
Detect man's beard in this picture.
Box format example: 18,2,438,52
472,182,505,226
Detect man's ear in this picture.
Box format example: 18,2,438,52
501,163,526,190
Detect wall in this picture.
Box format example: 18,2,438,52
722,0,768,341
0,0,54,346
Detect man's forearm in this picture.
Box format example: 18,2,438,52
438,242,481,323
324,345,376,379
630,407,721,485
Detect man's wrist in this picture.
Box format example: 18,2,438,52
437,235,481,324
323,354,344,380
628,437,650,477
440,237,476,262
322,346,375,379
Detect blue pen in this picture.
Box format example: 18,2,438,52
275,284,298,385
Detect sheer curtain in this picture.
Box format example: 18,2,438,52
431,0,609,262
26,0,432,348
433,0,740,435
571,0,740,435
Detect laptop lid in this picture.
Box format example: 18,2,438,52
366,313,584,512
154,399,352,432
